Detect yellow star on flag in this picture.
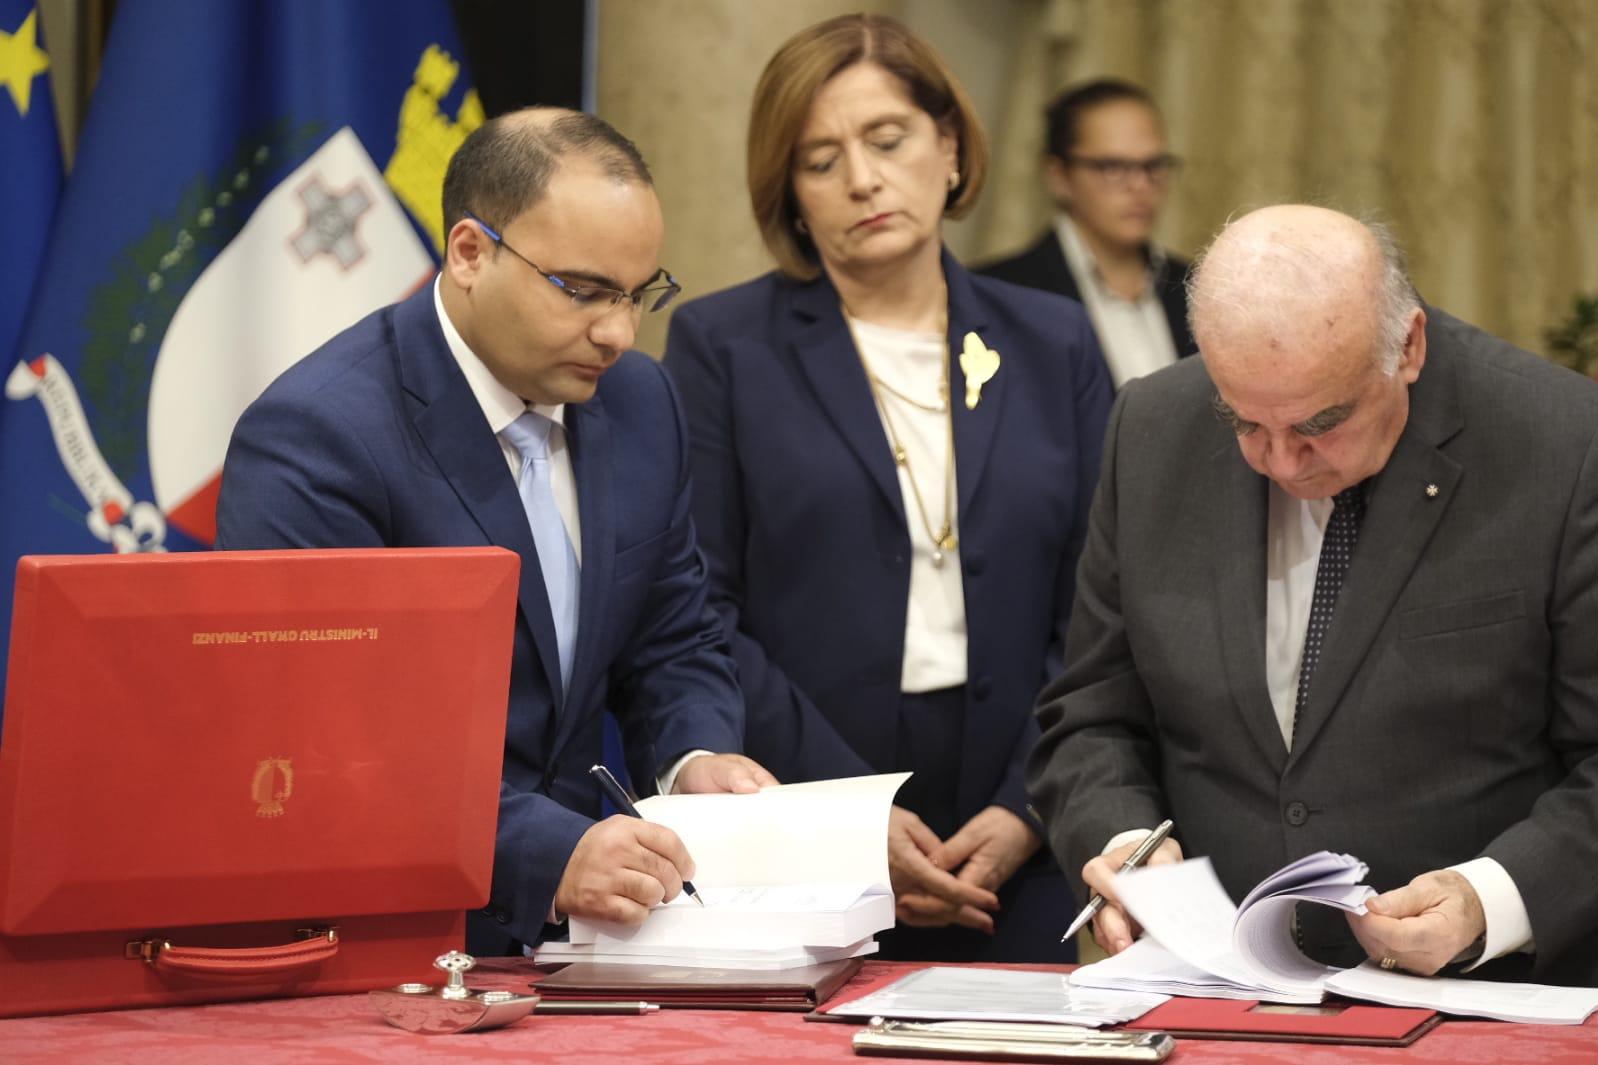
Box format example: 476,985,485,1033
0,7,51,118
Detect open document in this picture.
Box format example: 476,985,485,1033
541,773,907,968
1071,851,1598,1024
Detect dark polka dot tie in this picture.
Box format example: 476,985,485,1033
1292,483,1367,748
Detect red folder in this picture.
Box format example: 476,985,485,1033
0,548,519,1017
1124,996,1440,1046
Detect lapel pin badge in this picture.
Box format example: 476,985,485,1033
1425,483,1440,498
958,332,1000,410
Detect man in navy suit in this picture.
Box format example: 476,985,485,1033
217,108,774,955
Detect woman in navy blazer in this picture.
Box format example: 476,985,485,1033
664,14,1112,961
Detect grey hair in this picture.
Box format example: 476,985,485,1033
1186,209,1421,376
1366,221,1421,375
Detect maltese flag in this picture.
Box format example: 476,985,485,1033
148,127,435,545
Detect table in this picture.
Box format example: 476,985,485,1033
3,960,1595,1064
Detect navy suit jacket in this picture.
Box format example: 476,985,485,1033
663,252,1111,829
978,231,1195,365
216,284,743,953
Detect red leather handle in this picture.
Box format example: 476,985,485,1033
129,928,338,977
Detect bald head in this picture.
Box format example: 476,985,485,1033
441,106,652,234
1188,206,1418,380
1191,206,1428,500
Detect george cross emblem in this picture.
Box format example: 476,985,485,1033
289,175,374,269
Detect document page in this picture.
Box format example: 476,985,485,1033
1080,850,1598,1020
566,773,908,961
1231,855,1372,999
634,771,909,888
828,966,1168,1026
1071,937,1275,1001
1108,851,1374,1002
1111,857,1275,994
1326,962,1598,1025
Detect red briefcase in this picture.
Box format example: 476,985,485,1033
0,548,519,1017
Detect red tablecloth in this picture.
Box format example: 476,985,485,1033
2,960,1594,1064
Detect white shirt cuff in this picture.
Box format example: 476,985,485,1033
656,749,714,797
1450,857,1535,968
1104,828,1154,855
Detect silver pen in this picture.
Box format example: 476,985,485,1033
1060,819,1175,942
533,1000,660,1015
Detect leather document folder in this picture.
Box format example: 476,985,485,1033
535,957,865,1011
1124,996,1441,1046
0,548,520,1017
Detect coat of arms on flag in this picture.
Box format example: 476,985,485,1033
0,1,480,698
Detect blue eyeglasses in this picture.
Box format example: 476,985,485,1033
465,212,681,314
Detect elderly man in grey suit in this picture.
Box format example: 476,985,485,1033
1028,204,1598,985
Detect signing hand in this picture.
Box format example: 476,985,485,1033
889,805,1001,932
553,815,694,924
1346,869,1487,975
1080,834,1184,955
672,753,779,794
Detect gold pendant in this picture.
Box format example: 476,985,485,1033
959,331,1000,410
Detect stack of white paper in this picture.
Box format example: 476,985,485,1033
1325,963,1598,1025
827,966,1167,1027
550,773,907,969
534,937,878,971
1072,851,1371,1003
1071,937,1285,1001
1070,850,1598,1024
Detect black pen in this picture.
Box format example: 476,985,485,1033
534,1000,660,1015
588,763,705,907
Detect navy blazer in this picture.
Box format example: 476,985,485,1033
664,252,1112,826
216,284,743,952
978,231,1195,364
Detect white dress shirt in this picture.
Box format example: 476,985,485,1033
433,279,580,561
432,280,704,806
1105,481,1534,967
847,314,969,693
1055,216,1179,389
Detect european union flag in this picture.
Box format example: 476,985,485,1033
0,1,61,364
1,0,479,704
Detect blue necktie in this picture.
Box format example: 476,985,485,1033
502,411,580,693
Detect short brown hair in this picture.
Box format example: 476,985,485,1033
747,14,988,280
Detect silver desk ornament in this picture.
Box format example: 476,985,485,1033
369,950,539,1034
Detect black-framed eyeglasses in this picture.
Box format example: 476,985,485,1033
465,212,681,314
1065,153,1182,187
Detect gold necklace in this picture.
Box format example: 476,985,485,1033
844,308,959,567
866,371,947,413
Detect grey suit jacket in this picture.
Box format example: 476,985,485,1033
1027,308,1598,985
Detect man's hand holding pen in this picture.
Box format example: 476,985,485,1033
1079,831,1184,955
555,757,779,926
555,816,697,925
